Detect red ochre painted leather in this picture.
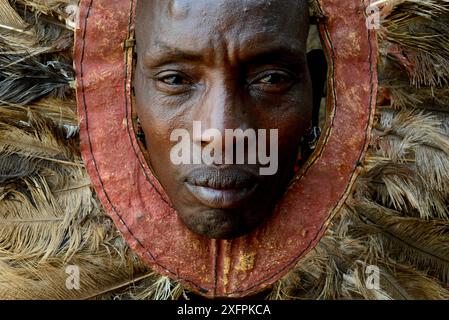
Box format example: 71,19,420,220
74,0,378,298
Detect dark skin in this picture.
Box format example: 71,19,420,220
134,0,312,239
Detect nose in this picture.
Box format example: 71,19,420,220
194,77,249,142
193,77,250,165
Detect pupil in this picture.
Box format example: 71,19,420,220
262,74,281,84
166,76,182,85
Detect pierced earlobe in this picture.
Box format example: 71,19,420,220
304,126,321,152
136,118,146,144
295,126,322,173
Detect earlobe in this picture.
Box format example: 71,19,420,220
300,25,326,171
295,125,321,173
136,117,146,145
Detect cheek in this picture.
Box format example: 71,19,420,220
254,101,312,141
249,80,313,123
135,85,186,151
135,80,197,132
133,70,194,203
135,98,186,194
277,86,313,139
134,111,175,174
257,102,312,159
276,115,308,157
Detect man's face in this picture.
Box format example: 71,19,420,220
134,0,312,239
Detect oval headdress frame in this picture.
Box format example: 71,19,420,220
74,0,377,298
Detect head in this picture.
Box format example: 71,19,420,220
134,0,312,239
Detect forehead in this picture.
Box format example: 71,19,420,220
136,0,309,53
161,0,306,20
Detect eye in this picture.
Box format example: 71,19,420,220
160,74,191,86
258,73,286,85
249,70,296,94
153,71,194,94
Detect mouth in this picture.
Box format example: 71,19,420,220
184,167,259,209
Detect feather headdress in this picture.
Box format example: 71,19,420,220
1,0,449,299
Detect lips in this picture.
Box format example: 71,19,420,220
184,167,258,209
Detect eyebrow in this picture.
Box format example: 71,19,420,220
241,48,306,68
142,43,306,69
143,46,203,69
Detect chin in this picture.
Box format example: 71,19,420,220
178,207,263,240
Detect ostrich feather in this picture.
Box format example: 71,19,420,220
351,201,449,282
1,0,449,301
0,0,28,32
